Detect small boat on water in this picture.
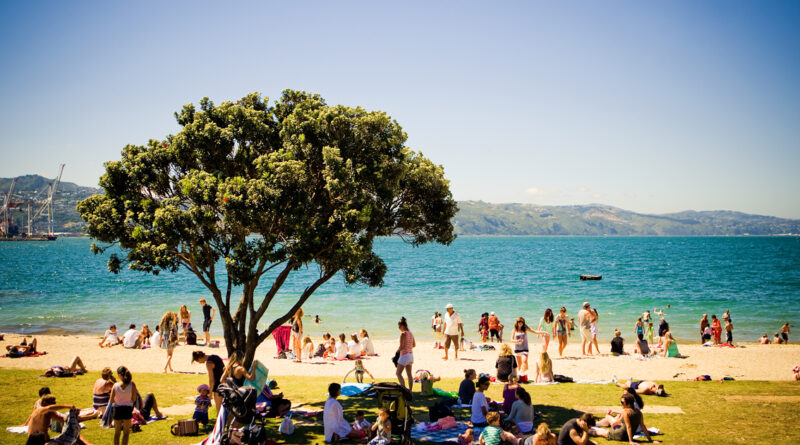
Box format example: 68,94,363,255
580,274,602,281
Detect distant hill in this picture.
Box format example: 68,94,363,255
3,176,799,236
0,175,100,234
454,201,800,236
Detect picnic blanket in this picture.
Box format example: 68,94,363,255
340,383,372,397
411,422,479,444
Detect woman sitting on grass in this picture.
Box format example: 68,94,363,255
592,393,656,443
504,386,535,434
93,367,116,412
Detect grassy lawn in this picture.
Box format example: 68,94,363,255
1,369,799,444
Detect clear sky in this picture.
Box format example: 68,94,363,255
1,1,798,218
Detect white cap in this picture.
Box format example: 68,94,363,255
490,312,495,315
445,303,454,309
583,301,590,308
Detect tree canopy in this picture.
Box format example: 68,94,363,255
77,90,457,365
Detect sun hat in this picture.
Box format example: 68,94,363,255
197,384,210,392
445,303,454,309
490,312,495,315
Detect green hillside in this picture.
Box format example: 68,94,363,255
3,176,798,236
454,201,800,236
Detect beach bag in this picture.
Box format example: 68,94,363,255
170,419,198,436
186,330,197,345
437,416,457,430
428,401,451,422
518,374,528,383
421,377,434,396
392,351,400,367
554,374,573,383
279,412,294,435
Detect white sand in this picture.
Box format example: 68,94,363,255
2,333,798,381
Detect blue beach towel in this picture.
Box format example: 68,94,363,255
340,383,372,397
244,360,269,390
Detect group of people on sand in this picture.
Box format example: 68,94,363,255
759,322,791,345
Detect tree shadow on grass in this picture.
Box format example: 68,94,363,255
536,404,589,431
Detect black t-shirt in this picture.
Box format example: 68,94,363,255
659,321,669,336
203,304,213,320
610,336,624,354
458,378,475,405
495,355,517,381
557,419,582,445
207,354,224,389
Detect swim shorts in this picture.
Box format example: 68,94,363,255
397,352,414,366
203,319,212,332
629,381,641,391
581,327,592,342
444,334,459,349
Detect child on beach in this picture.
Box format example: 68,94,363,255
646,321,654,344
793,366,799,381
344,359,375,384
725,319,734,345
193,384,211,428
99,325,120,347
634,318,644,339
702,325,712,344
302,336,314,361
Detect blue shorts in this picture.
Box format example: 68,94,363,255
193,411,209,424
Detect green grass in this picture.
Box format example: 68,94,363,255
1,369,799,444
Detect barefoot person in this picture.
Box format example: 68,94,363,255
199,298,216,346
93,367,116,413
511,317,545,375
442,303,464,360
395,317,416,392
554,307,570,357
557,412,596,445
179,305,192,339
781,322,791,343
614,378,667,396
159,311,179,373
111,366,136,445
538,308,554,352
699,314,709,344
577,302,593,356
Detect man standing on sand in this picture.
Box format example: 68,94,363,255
577,302,592,356
700,314,709,344
781,322,790,344
199,298,216,346
442,303,464,360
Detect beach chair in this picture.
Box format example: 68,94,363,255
373,382,414,445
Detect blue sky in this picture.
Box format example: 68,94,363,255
1,1,798,218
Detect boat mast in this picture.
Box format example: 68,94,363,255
30,164,65,236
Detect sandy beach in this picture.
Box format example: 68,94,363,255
2,333,798,382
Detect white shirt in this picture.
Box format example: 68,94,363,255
360,337,375,355
471,391,488,424
151,331,162,348
323,397,352,442
103,329,120,345
122,329,140,348
443,310,462,336
335,341,348,360
346,340,359,356
577,309,590,329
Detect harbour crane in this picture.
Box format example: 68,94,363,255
1,177,18,236
29,164,65,238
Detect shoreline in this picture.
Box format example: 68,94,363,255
2,333,798,382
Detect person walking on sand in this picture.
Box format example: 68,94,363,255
554,307,570,357
395,317,416,392
159,311,179,373
700,314,709,344
577,302,593,356
511,317,545,375
199,298,216,346
538,309,554,353
589,307,600,354
711,315,722,345
781,322,791,343
442,303,464,360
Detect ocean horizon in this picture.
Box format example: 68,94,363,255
1,236,798,343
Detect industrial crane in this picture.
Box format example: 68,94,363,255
29,164,65,238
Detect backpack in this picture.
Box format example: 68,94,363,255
428,401,452,422
186,330,197,345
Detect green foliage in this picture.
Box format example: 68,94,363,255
77,90,457,364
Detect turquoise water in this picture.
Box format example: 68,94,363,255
1,237,799,342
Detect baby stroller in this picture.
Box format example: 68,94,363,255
216,377,267,445
372,382,414,445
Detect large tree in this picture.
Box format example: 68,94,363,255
77,90,457,366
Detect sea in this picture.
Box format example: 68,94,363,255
1,236,798,343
